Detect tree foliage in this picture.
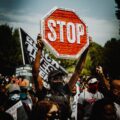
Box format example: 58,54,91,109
103,38,120,79
0,24,119,79
0,24,22,75
115,0,120,34
47,42,105,75
81,54,92,75
115,0,120,20
81,42,104,75
44,48,77,73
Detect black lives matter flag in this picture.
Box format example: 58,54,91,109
19,28,67,81
19,28,37,64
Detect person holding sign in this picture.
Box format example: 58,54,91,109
32,34,89,120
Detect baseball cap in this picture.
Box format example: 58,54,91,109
88,78,98,84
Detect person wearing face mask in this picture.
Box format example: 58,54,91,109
7,83,21,104
32,34,89,120
77,77,104,120
44,70,73,120
95,66,120,119
4,83,29,120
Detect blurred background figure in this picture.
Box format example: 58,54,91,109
78,76,104,120
31,100,60,120
90,98,117,120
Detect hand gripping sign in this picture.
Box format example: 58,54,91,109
41,7,89,59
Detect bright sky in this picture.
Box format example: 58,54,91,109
0,0,119,46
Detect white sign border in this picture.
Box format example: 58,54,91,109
40,7,89,59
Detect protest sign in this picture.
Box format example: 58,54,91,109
41,7,89,59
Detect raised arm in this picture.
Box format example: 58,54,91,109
32,34,44,91
96,66,110,91
68,47,89,92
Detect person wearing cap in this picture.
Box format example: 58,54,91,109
2,82,21,111
32,34,89,120
4,82,30,120
96,66,120,119
7,83,21,102
77,77,104,120
33,34,89,96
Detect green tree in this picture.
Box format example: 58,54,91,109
0,24,22,75
87,42,104,75
115,0,120,34
81,53,92,75
104,38,120,79
46,41,104,75
44,49,77,73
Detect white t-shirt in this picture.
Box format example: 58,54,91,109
78,89,104,120
70,94,79,120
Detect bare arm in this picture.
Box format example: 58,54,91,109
68,47,89,92
96,66,110,90
32,34,44,91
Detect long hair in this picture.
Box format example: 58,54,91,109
31,100,59,120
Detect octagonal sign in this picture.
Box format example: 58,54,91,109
41,7,89,59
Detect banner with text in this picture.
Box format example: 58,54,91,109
19,28,67,81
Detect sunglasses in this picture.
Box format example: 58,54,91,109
47,111,61,120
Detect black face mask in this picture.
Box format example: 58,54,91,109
88,83,98,94
51,82,64,92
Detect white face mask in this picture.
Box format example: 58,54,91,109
9,94,20,101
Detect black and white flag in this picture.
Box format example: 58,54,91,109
19,28,67,81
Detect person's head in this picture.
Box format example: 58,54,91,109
91,98,117,120
71,85,77,96
110,79,120,104
18,76,24,81
7,84,21,101
48,70,66,91
87,77,98,93
32,100,60,120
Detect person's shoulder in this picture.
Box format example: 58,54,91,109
80,89,90,95
78,90,88,99
97,91,104,97
63,84,71,95
92,91,103,100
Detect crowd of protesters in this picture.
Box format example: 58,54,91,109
0,34,120,120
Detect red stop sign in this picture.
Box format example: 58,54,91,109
41,8,89,59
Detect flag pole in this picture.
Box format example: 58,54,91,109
19,28,25,65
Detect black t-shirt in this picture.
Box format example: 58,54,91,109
37,84,72,120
